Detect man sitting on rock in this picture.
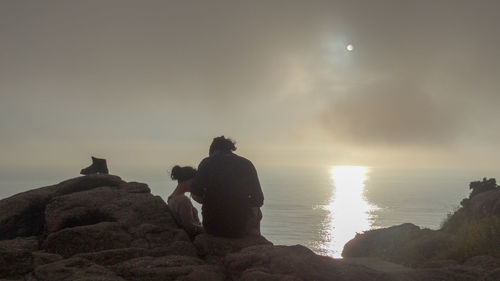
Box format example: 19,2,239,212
190,136,264,238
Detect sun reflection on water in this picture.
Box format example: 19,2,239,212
322,166,378,258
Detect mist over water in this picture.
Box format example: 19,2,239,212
0,165,495,257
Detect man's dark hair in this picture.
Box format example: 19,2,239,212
170,166,197,183
209,136,237,156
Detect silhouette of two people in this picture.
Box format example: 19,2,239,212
168,136,264,238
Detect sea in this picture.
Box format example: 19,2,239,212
1,165,497,258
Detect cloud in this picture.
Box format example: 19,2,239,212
0,0,324,108
1,0,500,168
320,79,462,146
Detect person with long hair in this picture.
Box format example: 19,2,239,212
167,165,203,238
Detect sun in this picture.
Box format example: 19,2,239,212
346,44,354,51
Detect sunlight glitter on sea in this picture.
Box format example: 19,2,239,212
321,166,379,258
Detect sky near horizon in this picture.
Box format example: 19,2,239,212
1,0,500,172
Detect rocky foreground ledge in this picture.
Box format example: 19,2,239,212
1,175,499,281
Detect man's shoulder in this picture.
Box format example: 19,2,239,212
205,153,255,168
198,156,213,168
221,152,247,160
233,153,255,167
199,156,211,163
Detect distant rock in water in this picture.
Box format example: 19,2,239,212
1,174,499,280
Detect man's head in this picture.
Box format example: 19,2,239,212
209,136,237,156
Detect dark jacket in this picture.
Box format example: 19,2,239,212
191,152,264,237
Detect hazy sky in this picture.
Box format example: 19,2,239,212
1,0,499,172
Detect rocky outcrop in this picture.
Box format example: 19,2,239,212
342,180,500,279
1,175,499,280
0,175,125,240
0,175,192,280
224,244,385,281
466,189,500,217
195,233,272,264
342,223,456,266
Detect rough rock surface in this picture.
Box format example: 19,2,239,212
195,233,272,263
1,174,499,280
342,183,500,280
468,189,500,216
342,223,456,266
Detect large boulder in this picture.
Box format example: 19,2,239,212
44,183,176,234
0,175,199,280
42,222,134,257
128,223,189,249
0,184,59,240
194,233,272,259
0,175,124,240
225,244,385,281
342,223,455,266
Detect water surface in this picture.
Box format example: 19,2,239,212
0,165,496,258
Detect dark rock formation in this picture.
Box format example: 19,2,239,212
1,175,499,280
343,178,500,280
342,223,455,266
467,189,500,217
469,178,498,198
195,233,272,263
0,175,187,280
224,244,387,281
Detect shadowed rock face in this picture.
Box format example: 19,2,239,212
225,245,375,281
0,185,57,240
342,223,457,266
468,189,500,216
342,181,500,280
0,175,188,280
1,175,499,281
0,175,124,240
